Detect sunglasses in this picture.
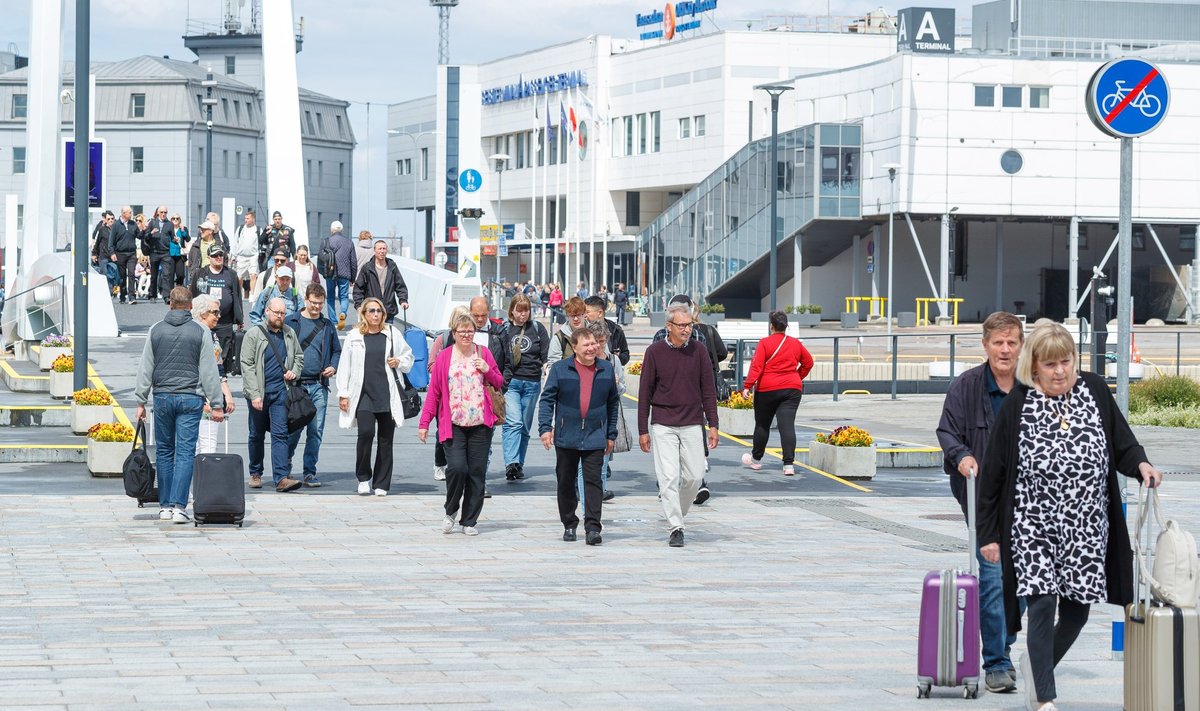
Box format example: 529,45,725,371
206,309,220,316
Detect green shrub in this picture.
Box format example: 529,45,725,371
1129,376,1200,414
1128,405,1200,428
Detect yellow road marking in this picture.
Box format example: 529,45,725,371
1,360,130,428
715,430,873,493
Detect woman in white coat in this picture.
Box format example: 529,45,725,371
336,297,414,496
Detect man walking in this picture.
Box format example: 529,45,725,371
189,243,244,373
263,211,296,259
284,284,341,488
242,297,305,492
613,283,629,326
250,265,301,325
936,311,1025,695
146,206,173,301
110,205,139,304
90,210,115,295
325,220,357,330
638,301,719,547
134,287,226,524
234,209,262,298
352,239,408,323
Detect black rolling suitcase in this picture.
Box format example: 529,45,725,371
193,420,246,527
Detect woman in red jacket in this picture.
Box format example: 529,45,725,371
741,310,814,476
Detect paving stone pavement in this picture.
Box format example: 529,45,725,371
5,486,1199,710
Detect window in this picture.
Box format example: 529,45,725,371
420,148,428,180
248,153,255,179
650,111,661,153
131,147,144,173
130,93,145,118
611,118,622,158
679,116,691,139
222,150,229,178
131,204,144,217
338,162,345,188
198,147,204,172
694,115,706,137
13,146,26,174
973,85,995,107
1029,86,1050,109
12,93,27,118
225,55,235,75
1181,226,1196,252
1000,149,1023,175
394,159,412,176
516,131,526,169
317,160,324,185
306,159,312,184
196,94,203,114
625,191,641,227
16,204,23,231
305,111,315,134
220,97,229,120
246,102,254,123
233,101,241,123
316,112,325,136
1001,85,1022,108
336,114,344,137
623,116,633,156
235,151,242,179
637,113,647,155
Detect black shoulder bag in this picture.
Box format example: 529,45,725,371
123,418,158,507
261,326,316,433
390,327,422,419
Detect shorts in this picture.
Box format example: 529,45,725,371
234,257,258,279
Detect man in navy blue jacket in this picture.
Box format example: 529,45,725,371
538,326,620,546
284,283,342,487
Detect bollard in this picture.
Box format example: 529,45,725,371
891,335,899,400
832,338,840,402
949,335,956,379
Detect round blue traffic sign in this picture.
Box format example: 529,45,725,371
1086,58,1169,138
459,169,482,193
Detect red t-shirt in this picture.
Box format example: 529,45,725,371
576,358,597,415
743,332,815,392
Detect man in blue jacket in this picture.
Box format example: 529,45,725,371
538,327,620,546
284,283,342,488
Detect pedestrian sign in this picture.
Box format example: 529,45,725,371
1086,58,1169,138
459,169,482,193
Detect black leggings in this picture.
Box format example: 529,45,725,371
356,411,395,491
1025,593,1091,703
751,388,803,464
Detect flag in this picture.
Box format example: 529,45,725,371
534,100,542,152
560,99,569,144
576,88,593,148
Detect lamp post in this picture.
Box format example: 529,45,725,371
201,67,218,218
388,129,438,260
882,163,901,351
488,152,510,295
756,83,793,311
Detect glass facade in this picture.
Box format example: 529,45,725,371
638,122,861,310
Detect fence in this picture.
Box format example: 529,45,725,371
0,275,67,344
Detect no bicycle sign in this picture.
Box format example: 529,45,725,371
1086,58,1169,138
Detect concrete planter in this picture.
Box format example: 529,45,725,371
648,311,665,328
790,313,821,328
624,373,641,397
49,370,74,399
38,346,71,371
718,406,759,437
698,313,725,325
750,311,770,322
86,439,129,477
807,440,877,480
839,312,859,329
71,403,114,434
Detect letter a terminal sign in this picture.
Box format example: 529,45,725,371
1086,58,1169,138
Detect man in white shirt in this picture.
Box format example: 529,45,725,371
234,209,262,298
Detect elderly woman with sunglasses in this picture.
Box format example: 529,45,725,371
336,297,414,497
418,312,505,536
192,293,236,454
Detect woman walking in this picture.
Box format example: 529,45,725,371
192,294,235,454
497,295,549,481
740,310,814,476
336,297,414,496
978,323,1162,711
418,312,505,536
538,325,620,545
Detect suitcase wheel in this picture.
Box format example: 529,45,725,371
917,683,931,699
963,683,978,700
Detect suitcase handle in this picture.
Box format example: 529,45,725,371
966,467,977,577
1131,485,1159,622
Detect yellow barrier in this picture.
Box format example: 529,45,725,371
843,296,887,320
915,297,963,326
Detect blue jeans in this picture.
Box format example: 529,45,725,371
152,393,204,509
978,545,1020,672
502,378,540,467
286,382,327,480
335,277,351,319
247,389,290,484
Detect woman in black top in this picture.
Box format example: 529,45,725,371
497,295,550,481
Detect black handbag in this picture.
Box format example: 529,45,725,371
390,330,422,419
262,326,316,433
123,419,158,507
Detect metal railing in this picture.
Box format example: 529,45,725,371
0,275,67,345
723,329,1200,401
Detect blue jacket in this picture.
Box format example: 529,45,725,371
284,312,343,383
538,356,620,451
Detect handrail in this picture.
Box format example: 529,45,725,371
0,274,67,343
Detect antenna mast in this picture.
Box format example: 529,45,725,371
429,0,460,65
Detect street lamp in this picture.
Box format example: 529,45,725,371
756,83,793,311
488,152,510,294
882,163,901,352
387,129,439,260
201,67,218,219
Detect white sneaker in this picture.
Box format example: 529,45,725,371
357,481,370,496
741,452,763,471
442,513,459,534
1020,654,1037,711
374,489,387,497
159,507,173,521
462,526,479,536
783,465,795,477
171,509,191,524
434,465,446,481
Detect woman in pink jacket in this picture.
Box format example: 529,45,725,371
418,312,505,536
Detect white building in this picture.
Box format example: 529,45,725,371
390,1,1200,322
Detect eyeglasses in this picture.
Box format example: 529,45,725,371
668,321,694,329
267,309,286,316
306,300,326,307
454,330,475,337
206,309,221,316
365,308,384,314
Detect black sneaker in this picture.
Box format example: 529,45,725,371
505,463,520,481
586,531,602,546
563,528,577,542
513,463,525,479
693,486,711,506
669,529,685,547
602,490,615,501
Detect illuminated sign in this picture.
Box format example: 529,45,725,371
481,70,588,106
636,0,717,40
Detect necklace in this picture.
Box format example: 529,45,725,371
1051,390,1071,431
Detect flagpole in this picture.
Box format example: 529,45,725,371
542,98,550,290
554,115,562,287
571,117,579,294
531,121,538,292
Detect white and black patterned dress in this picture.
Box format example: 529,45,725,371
1011,379,1110,603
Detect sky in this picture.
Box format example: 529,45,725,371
3,0,981,240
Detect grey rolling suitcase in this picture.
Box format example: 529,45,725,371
1124,486,1200,711
193,420,246,527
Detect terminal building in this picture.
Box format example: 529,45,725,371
0,17,354,250
389,0,1200,322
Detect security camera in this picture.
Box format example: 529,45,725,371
206,120,213,129
60,89,74,104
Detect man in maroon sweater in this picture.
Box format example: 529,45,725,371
638,303,720,547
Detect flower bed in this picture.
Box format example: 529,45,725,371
37,335,72,371
86,423,134,477
72,389,115,434
809,426,876,480
49,355,75,399
718,391,758,437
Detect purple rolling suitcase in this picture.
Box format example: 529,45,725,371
917,472,981,699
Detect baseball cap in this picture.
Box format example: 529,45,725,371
276,266,294,279
207,244,225,257
199,220,215,231
668,294,694,307
272,210,282,218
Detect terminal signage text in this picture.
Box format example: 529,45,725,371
636,0,717,41
896,7,955,54
481,70,588,106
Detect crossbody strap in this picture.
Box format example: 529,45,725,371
751,335,788,390
260,325,293,387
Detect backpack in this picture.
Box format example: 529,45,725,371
318,241,338,280
1136,486,1200,608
